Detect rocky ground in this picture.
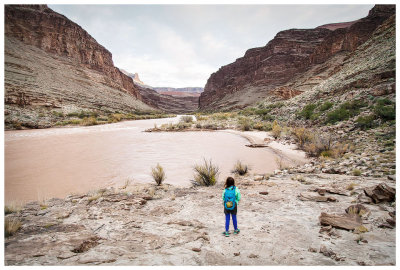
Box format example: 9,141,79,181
5,158,395,266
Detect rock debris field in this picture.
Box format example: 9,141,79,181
5,172,395,266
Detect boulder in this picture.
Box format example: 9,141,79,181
319,212,362,230
364,183,395,203
299,192,337,202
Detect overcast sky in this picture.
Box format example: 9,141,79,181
49,4,374,88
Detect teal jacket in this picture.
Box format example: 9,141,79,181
222,186,241,205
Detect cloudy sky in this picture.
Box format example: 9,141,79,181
49,4,373,88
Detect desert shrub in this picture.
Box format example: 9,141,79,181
231,160,249,176
356,114,376,130
326,107,351,124
108,113,124,123
176,122,191,130
291,127,313,147
346,183,357,190
195,113,208,121
253,121,272,131
319,101,333,111
151,163,166,185
255,108,271,116
303,132,333,157
374,100,395,121
326,100,367,124
267,102,284,109
180,115,193,123
82,116,98,126
52,111,64,117
239,107,257,116
299,104,317,119
352,169,361,176
331,142,352,158
5,217,21,237
238,117,253,131
271,120,282,139
191,159,219,186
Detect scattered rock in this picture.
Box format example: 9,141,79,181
259,192,269,195
386,218,395,227
378,223,394,229
71,236,101,253
364,183,395,203
234,252,240,256
248,254,259,258
319,212,362,230
319,245,336,258
299,192,337,202
308,247,317,253
387,175,396,181
192,248,201,252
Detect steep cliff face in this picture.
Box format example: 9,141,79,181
5,5,141,99
199,4,395,110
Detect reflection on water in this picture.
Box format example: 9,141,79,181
5,116,279,203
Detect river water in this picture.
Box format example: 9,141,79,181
5,116,281,203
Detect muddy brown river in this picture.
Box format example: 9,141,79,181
5,116,296,203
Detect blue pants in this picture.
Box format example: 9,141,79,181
225,213,238,232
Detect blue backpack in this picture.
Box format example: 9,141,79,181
224,186,236,210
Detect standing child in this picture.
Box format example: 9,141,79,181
222,176,241,237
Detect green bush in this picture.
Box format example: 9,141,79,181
326,107,350,124
191,159,219,186
356,115,376,130
319,101,333,111
299,104,317,119
374,100,395,121
151,163,166,185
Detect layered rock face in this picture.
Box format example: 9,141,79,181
5,5,141,99
138,86,199,113
199,5,395,110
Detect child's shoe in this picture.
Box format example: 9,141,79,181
224,231,230,237
234,229,240,234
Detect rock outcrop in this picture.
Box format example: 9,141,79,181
5,5,141,99
199,5,395,110
5,5,158,129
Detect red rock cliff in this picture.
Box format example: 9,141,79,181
199,4,395,109
5,4,141,99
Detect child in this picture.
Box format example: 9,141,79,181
222,176,241,237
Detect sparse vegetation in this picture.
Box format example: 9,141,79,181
374,98,395,121
356,114,376,130
5,202,21,215
291,127,312,147
151,163,166,186
180,115,193,123
271,120,282,139
5,217,22,237
319,101,333,112
299,104,317,119
231,160,250,175
325,100,367,124
352,169,362,176
191,159,219,186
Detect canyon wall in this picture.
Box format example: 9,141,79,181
199,5,395,110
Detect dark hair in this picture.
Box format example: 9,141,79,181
225,177,235,188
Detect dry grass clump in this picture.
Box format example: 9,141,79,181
231,160,250,175
5,202,22,215
180,115,193,123
346,183,357,190
5,217,22,237
191,159,220,186
151,163,166,185
352,169,362,176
